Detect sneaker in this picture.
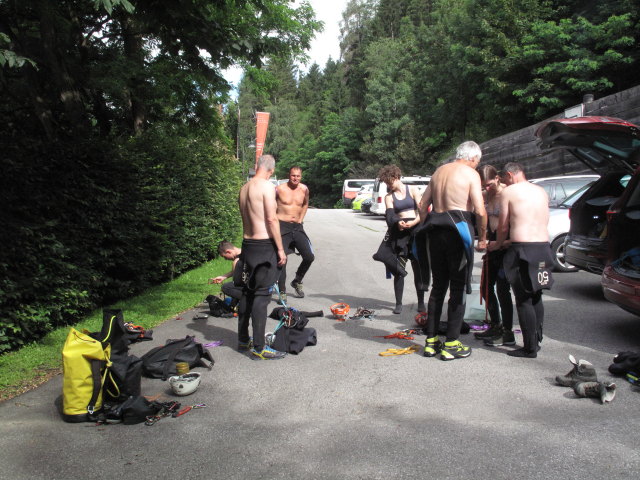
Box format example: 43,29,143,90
251,345,287,360
440,340,471,361
484,330,516,347
424,336,442,358
238,337,253,350
290,280,305,298
555,354,597,386
474,324,502,339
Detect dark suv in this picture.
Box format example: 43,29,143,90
601,166,640,316
536,116,640,275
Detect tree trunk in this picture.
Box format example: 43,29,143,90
122,16,146,135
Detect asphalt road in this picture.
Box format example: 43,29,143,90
1,209,639,480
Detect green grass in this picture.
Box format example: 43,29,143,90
0,257,230,401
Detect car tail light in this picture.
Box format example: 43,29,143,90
377,196,382,203
606,208,620,222
568,207,572,220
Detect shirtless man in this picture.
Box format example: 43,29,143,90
276,166,314,299
208,241,243,305
417,141,487,361
489,162,554,358
236,155,287,360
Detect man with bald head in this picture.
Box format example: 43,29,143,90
418,140,487,361
235,154,288,360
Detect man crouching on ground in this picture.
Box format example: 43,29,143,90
489,162,554,358
236,154,288,360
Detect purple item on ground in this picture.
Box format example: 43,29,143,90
203,340,223,348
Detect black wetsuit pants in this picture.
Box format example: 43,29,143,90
511,262,544,353
481,250,513,330
426,228,466,341
278,221,315,292
235,239,281,351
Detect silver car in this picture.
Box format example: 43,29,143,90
547,182,595,272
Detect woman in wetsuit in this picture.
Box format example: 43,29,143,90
373,165,427,314
475,165,514,346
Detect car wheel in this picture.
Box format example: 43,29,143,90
551,235,578,272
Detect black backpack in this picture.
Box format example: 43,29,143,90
205,294,233,317
141,336,214,380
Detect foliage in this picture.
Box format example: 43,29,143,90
234,0,640,203
0,0,319,351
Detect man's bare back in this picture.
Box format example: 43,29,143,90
426,161,484,213
276,168,309,223
239,177,278,239
498,181,549,243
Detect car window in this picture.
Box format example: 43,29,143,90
558,182,594,207
348,180,372,189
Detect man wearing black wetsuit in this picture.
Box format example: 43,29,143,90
489,162,553,358
417,141,488,361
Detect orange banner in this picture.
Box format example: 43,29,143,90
255,111,271,171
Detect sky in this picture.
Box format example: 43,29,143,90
223,0,348,96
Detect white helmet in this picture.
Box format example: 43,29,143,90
168,372,202,396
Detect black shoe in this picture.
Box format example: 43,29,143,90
507,347,537,358
290,280,305,298
474,325,502,339
393,304,402,314
484,330,516,347
417,302,426,313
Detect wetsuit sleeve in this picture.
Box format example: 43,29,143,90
385,208,401,229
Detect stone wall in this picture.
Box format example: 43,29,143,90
478,84,640,178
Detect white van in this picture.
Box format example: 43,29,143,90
370,175,431,215
342,178,375,206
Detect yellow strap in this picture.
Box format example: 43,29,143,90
378,345,420,356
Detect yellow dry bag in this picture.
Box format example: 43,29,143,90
62,328,111,423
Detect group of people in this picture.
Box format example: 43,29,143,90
374,141,554,360
211,156,315,360
216,142,554,361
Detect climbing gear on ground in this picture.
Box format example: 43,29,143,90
379,345,420,356
331,303,350,321
573,381,616,404
350,307,375,319
415,312,427,327
424,336,442,358
484,330,516,347
291,279,305,298
375,331,415,340
440,340,472,361
172,403,207,418
169,373,202,396
555,355,598,387
251,345,287,360
144,401,182,426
